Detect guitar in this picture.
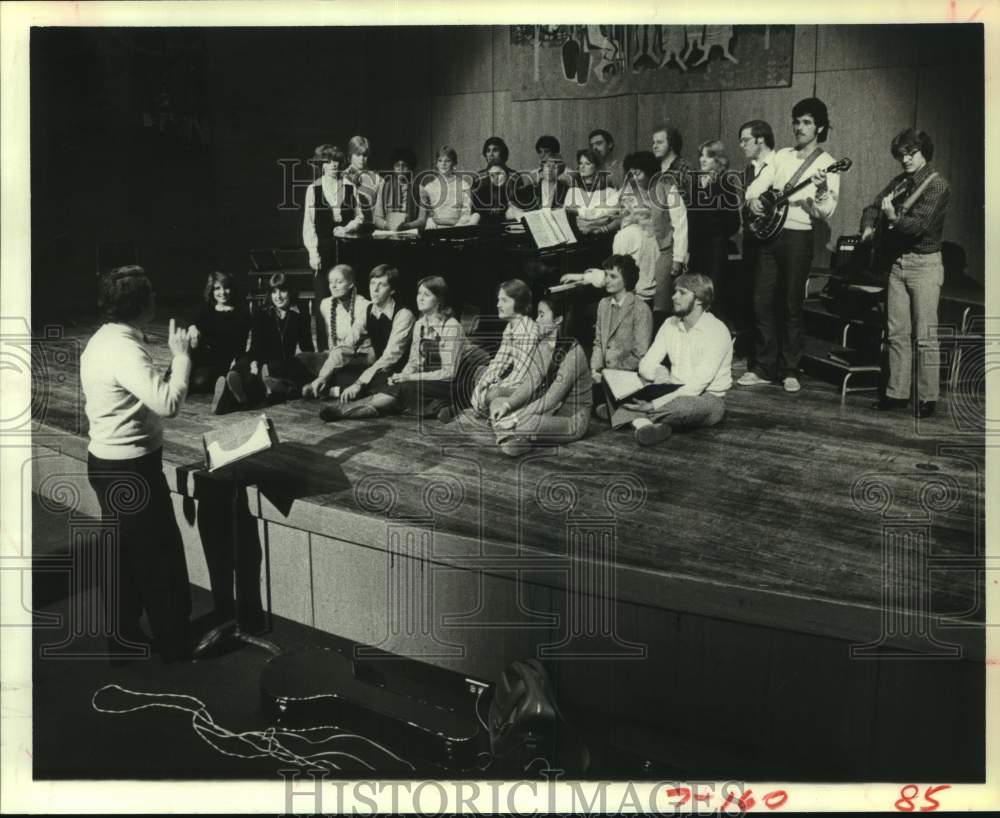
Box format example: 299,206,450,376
743,157,852,241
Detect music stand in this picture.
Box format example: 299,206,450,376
193,414,282,659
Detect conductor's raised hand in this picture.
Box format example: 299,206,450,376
167,318,192,357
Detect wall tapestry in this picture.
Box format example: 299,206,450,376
510,25,795,100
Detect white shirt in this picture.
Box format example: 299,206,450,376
320,293,372,351
564,185,620,220
302,178,364,259
744,150,776,202
638,310,733,408
80,323,191,460
767,146,840,231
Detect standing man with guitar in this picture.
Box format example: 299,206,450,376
863,129,950,418
738,97,842,393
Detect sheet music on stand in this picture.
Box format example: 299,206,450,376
203,414,278,472
521,208,578,249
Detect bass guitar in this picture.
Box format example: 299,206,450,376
743,157,852,241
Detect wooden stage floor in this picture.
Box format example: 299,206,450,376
33,317,986,655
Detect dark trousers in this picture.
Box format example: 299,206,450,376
87,449,192,657
191,364,227,393
691,235,731,322
752,229,813,381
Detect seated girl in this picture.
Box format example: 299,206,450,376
300,264,373,399
489,296,592,456
588,255,653,419
215,273,315,413
317,276,482,421
564,148,620,235
317,264,415,420
466,279,541,420
188,271,252,408
414,146,479,230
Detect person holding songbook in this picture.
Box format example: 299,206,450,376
585,255,654,419
489,297,592,456
620,273,732,446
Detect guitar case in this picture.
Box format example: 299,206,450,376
260,647,489,772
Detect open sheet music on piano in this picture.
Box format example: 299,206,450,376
521,208,578,249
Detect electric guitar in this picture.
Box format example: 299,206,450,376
743,157,852,241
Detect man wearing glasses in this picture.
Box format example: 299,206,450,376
862,129,950,418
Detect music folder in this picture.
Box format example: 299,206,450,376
203,413,278,472
602,369,681,429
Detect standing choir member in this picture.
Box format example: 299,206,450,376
374,147,421,231
415,146,478,230
588,128,625,189
490,297,593,456
688,139,741,323
565,148,620,235
344,135,382,223
466,279,541,419
302,143,365,350
80,266,194,660
512,154,570,214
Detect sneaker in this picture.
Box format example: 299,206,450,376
737,371,770,387
593,404,610,422
634,421,672,447
437,406,457,423
211,376,229,415
782,376,802,393
226,370,247,405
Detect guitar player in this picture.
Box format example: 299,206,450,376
861,128,950,419
738,97,840,393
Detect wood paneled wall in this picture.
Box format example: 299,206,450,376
363,24,984,278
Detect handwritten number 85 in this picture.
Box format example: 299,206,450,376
895,784,951,812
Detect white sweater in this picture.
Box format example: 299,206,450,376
80,323,190,460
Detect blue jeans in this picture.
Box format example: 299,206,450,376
886,251,944,402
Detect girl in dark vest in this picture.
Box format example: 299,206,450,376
318,264,415,421
302,143,364,350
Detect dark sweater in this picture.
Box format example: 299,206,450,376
192,304,252,370
247,305,314,364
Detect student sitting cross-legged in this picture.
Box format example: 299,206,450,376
319,275,482,421
317,264,415,421
215,273,315,413
489,296,593,457
188,271,252,411
622,273,732,446
299,263,373,400
462,279,541,423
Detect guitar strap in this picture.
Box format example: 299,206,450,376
897,172,939,217
782,146,824,194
